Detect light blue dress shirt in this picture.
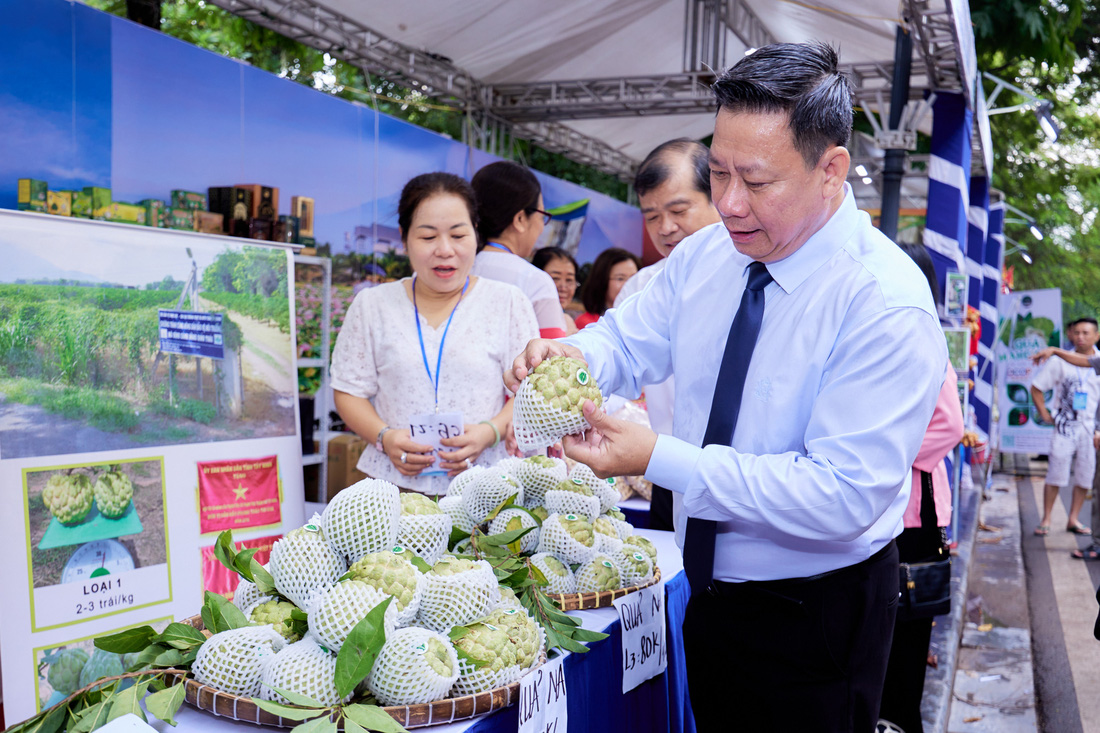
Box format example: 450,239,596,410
563,186,947,581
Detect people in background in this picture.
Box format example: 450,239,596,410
613,138,721,531
878,242,964,733
470,161,569,339
532,246,581,335
574,247,640,329
331,172,538,495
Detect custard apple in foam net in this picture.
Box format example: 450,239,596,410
488,508,540,554
462,471,524,524
439,495,476,534
537,513,596,565
42,473,94,526
623,535,658,563
576,554,623,593
493,585,524,611
530,505,549,523
46,648,88,695
398,495,452,566
233,576,265,612
545,479,601,522
484,607,544,670
451,620,521,695
417,557,500,633
93,469,133,518
268,522,347,609
192,626,286,697
320,478,401,563
79,649,125,690
306,580,397,653
592,516,624,554
513,356,604,451
446,465,486,498
347,548,424,625
613,548,655,587
607,514,635,541
260,636,349,707
367,627,459,706
511,456,568,509
247,597,301,641
605,506,626,522
529,552,577,594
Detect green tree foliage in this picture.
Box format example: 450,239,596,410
970,0,1100,319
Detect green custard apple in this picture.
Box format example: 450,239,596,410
93,469,133,518
453,622,518,673
528,357,604,415
530,505,549,523
559,514,595,547
45,648,88,695
367,627,460,706
555,478,594,496
401,492,443,516
347,548,423,612
483,607,541,669
623,535,658,563
42,473,94,526
576,555,623,593
249,598,301,641
259,637,348,707
268,521,347,609
79,650,125,689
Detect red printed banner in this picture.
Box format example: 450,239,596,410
197,455,282,534
201,534,281,599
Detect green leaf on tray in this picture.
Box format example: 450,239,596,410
106,680,149,723
342,719,368,733
479,526,532,548
146,683,187,726
454,646,491,670
251,698,328,721
203,590,248,633
291,718,338,733
408,555,432,573
343,704,410,733
93,625,158,654
267,686,327,709
157,622,207,650
448,526,470,550
484,493,519,524
334,597,393,698
213,530,239,576
69,701,111,733
251,558,278,595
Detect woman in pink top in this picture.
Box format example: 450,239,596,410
879,244,966,733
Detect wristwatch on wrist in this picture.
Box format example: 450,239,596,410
375,426,394,453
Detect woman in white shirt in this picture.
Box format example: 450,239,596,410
470,161,569,339
331,172,539,495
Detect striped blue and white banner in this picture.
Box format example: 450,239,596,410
978,198,1005,439
923,92,974,313
967,177,991,437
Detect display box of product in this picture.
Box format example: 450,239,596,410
85,186,112,219
107,202,148,225
171,190,207,211
47,190,72,216
274,214,299,243
235,184,278,221
17,178,47,212
71,190,91,218
139,199,165,228
291,195,314,237
163,208,195,230
193,210,225,234
326,433,367,500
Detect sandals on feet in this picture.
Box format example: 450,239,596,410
1072,544,1100,560
1067,523,1092,535
1034,525,1051,536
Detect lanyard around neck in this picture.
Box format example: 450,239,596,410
485,242,513,254
412,273,470,410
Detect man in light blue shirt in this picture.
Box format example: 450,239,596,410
507,42,946,731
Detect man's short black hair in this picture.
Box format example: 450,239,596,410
1068,317,1099,330
712,41,853,168
633,138,711,199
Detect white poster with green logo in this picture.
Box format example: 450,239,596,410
996,288,1064,453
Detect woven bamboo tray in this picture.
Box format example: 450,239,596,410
167,615,540,729
548,566,661,611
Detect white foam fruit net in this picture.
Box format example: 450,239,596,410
569,463,621,513
346,549,424,627
544,489,601,523
396,513,452,566
575,555,623,593
609,516,635,541
232,576,264,612
488,508,540,554
613,548,655,588
367,627,460,706
461,472,524,524
320,478,402,563
306,580,398,653
536,514,597,565
529,552,578,594
438,495,477,534
511,457,568,508
513,379,590,452
492,585,525,612
446,465,486,498
417,559,501,633
595,531,624,556
259,637,349,707
269,522,347,609
192,626,286,697
452,653,522,697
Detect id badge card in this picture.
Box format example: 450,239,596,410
1074,391,1088,411
409,411,463,476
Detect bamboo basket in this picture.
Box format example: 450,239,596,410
547,566,661,611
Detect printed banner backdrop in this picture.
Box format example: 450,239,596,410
0,210,304,723
996,288,1064,454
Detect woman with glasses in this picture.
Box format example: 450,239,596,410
470,161,569,339
574,248,640,330
532,246,581,335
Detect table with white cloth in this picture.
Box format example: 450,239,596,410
149,528,693,733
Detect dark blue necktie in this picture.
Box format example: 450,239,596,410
683,260,773,595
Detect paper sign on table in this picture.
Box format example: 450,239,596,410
407,411,463,476
517,652,567,733
613,581,667,693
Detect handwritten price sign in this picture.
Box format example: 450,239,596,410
613,581,666,693
407,411,463,477
517,653,567,733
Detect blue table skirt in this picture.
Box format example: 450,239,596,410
468,568,694,733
